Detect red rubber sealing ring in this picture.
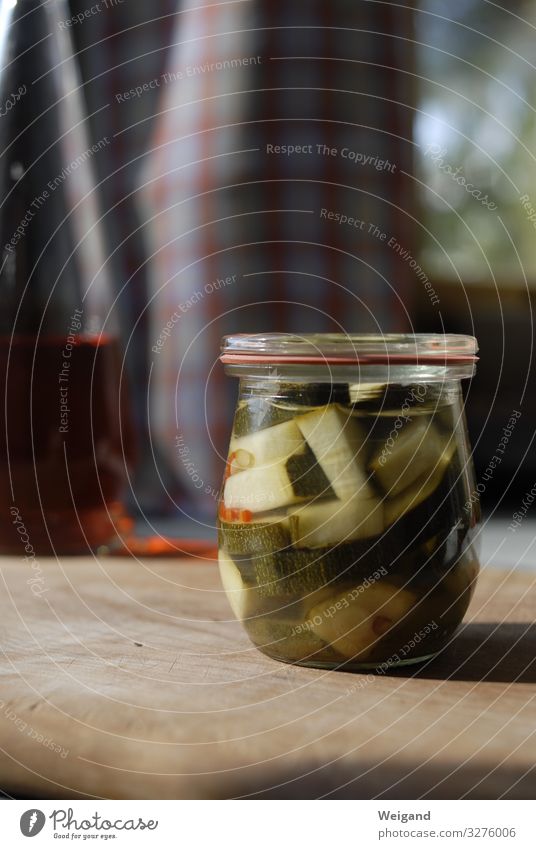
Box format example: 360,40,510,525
220,353,479,365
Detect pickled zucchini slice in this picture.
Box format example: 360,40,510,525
224,447,333,512
223,463,304,512
232,383,350,438
295,405,372,499
348,383,387,404
231,401,252,439
308,581,416,660
384,439,457,526
218,551,260,620
219,515,291,556
232,397,297,437
285,447,334,499
252,541,380,597
254,549,330,597
229,419,305,470
289,495,383,548
370,419,450,496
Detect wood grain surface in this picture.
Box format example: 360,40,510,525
0,555,534,799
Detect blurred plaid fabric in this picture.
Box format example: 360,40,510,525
139,0,417,516
68,0,417,516
68,0,181,511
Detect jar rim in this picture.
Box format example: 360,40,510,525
220,333,478,365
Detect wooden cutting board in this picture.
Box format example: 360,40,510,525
0,555,535,799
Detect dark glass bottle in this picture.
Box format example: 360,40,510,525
0,0,135,554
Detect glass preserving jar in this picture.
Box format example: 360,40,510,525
217,334,480,670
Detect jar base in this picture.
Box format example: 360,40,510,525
257,648,441,672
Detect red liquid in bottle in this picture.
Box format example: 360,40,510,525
0,335,136,554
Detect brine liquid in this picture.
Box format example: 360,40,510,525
217,382,480,669
0,335,136,554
